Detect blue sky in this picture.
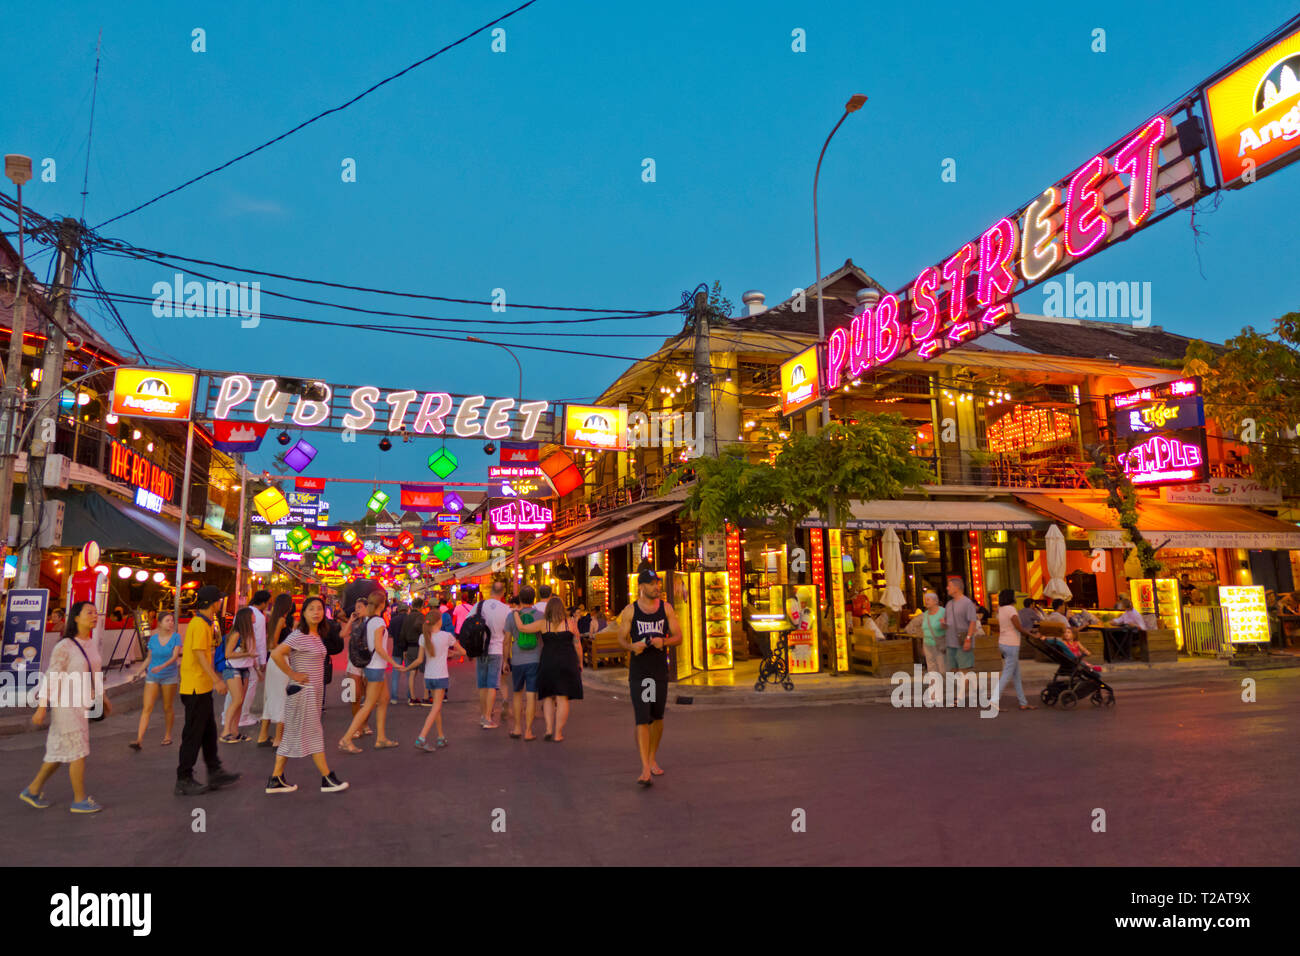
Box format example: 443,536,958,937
6,0,1299,516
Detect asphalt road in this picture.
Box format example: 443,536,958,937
3,662,1295,866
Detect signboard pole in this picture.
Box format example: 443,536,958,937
232,454,247,604
173,420,196,621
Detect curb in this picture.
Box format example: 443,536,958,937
581,659,1295,708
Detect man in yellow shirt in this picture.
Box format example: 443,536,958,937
176,586,242,796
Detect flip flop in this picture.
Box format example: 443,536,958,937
1019,705,1038,710
650,767,665,776
636,778,653,788
509,732,522,739
128,742,142,751
374,740,399,749
161,738,173,746
523,735,537,741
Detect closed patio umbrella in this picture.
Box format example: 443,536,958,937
1043,524,1073,601
882,527,906,611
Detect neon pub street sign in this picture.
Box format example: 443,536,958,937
210,375,551,441
822,113,1186,388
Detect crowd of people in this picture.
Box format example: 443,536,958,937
18,568,683,811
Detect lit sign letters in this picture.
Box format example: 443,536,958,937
1119,434,1206,485
821,113,1178,384
489,500,552,532
109,442,176,502
210,374,549,441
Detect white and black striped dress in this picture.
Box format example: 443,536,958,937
277,629,326,759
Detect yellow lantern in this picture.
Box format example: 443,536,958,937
254,487,291,523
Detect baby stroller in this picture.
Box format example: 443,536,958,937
1025,634,1115,709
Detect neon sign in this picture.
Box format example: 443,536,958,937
1111,377,1200,409
1119,434,1206,485
986,405,1074,453
489,500,552,532
210,374,550,440
109,442,176,502
822,113,1180,386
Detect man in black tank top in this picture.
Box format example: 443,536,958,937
617,569,683,787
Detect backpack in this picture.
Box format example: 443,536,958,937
347,617,373,669
206,616,227,673
458,602,492,659
516,609,537,651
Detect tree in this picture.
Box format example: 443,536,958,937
1183,312,1300,491
662,415,933,563
1085,447,1162,579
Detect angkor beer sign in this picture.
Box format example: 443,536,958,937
208,375,551,441
823,113,1187,386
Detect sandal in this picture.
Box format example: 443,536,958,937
337,741,362,754
1019,704,1038,710
161,738,173,746
509,731,522,739
374,739,399,749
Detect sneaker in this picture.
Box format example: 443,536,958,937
18,788,50,809
406,699,417,707
174,777,209,796
413,736,427,749
435,736,448,749
321,772,349,793
70,797,104,814
419,698,432,707
207,769,242,790
265,775,297,794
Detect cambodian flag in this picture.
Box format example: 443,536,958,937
212,420,269,452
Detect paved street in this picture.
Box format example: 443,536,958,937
3,662,1296,866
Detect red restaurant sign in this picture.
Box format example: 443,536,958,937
108,442,176,502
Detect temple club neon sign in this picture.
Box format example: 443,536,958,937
824,114,1175,386
1120,434,1204,485
489,500,552,532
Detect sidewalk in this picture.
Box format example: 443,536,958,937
582,653,1297,709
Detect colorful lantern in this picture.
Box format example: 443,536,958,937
254,487,291,523
432,540,453,561
444,490,464,512
427,448,458,479
283,439,317,472
286,526,314,553
341,528,358,545
316,546,337,566
367,490,390,512
397,530,414,550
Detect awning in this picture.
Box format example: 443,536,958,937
57,490,238,568
1016,494,1300,550
801,498,1048,531
537,501,684,561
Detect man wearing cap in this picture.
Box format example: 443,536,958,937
176,586,242,796
616,569,683,788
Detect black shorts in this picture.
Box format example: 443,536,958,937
629,669,667,725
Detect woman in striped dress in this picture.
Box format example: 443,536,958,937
265,597,348,794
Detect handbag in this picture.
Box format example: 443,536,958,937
67,639,106,722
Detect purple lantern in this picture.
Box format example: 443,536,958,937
444,490,464,512
283,439,317,473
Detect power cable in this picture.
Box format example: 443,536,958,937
93,0,541,229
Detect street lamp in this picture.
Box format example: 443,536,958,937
466,335,524,593
813,96,865,673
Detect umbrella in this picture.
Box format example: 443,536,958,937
1043,524,1073,601
882,527,906,611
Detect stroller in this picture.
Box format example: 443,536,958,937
1025,634,1115,709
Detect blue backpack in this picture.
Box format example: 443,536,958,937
204,615,227,673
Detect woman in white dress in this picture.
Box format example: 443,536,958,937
265,597,348,794
20,602,109,813
257,593,294,748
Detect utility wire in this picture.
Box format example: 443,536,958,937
93,0,540,229
93,237,662,315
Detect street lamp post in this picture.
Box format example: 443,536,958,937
813,95,866,673
466,336,523,593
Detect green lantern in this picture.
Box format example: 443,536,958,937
367,490,390,512
427,448,458,479
286,526,313,554
316,546,337,566
432,540,454,561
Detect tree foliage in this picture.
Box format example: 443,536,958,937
662,415,933,546
1183,312,1300,491
1085,451,1162,579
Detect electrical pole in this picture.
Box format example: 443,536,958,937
17,217,80,587
1,154,34,574
692,289,714,457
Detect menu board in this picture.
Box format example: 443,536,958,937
786,584,819,674
1218,586,1270,644
1,589,48,674
703,571,733,670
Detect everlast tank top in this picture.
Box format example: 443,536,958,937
630,598,669,678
